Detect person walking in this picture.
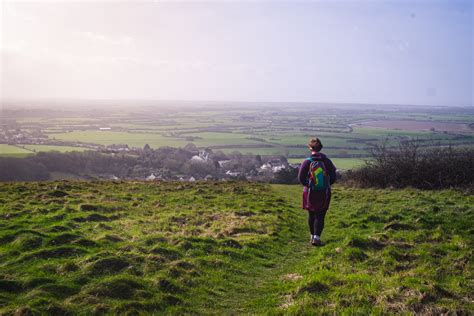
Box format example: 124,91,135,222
298,138,337,246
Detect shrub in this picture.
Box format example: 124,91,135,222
344,140,474,189
272,167,299,184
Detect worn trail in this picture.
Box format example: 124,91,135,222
210,185,321,313
213,186,474,314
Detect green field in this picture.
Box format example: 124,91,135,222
288,157,365,170
263,134,356,147
0,182,472,314
220,147,287,155
49,131,188,148
331,157,365,169
0,145,33,157
0,144,87,157
3,105,473,160
180,132,265,147
22,145,88,153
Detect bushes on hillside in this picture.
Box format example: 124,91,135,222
272,167,299,184
0,147,266,181
0,157,49,181
345,141,474,189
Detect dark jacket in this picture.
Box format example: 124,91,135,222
298,152,337,212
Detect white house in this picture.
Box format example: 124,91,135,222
226,170,241,177
191,150,210,162
218,160,231,168
259,159,286,173
146,173,156,181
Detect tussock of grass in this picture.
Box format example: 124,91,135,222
0,182,472,314
0,181,296,314
267,186,473,315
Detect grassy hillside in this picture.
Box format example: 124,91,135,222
0,182,472,314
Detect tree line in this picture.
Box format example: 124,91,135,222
0,146,271,181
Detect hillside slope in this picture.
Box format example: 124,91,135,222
0,182,472,314
239,185,473,314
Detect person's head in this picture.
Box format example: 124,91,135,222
308,138,323,152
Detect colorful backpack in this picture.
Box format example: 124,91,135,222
306,157,330,191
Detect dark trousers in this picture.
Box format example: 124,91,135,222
308,209,327,236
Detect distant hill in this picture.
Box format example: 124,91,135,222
0,182,472,314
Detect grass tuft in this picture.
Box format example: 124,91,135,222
0,181,472,314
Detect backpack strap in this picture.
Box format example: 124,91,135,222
305,157,314,186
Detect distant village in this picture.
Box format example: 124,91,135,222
140,149,294,182
0,125,299,182
105,145,296,182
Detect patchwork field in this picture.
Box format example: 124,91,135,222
288,157,366,170
22,145,88,153
49,131,188,148
355,120,473,133
0,145,33,157
2,103,473,165
0,145,87,158
0,181,472,314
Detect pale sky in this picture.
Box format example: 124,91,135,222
1,1,472,106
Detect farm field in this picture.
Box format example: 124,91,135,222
288,157,365,170
2,102,473,164
0,145,87,157
0,181,471,314
22,145,88,153
355,120,473,133
219,147,287,156
49,131,188,148
0,145,33,157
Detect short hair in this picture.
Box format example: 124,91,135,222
308,138,323,152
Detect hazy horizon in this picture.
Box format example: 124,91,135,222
1,1,473,107
2,97,473,107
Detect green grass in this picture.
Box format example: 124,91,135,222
330,157,366,169
180,132,266,147
220,147,287,155
288,157,365,169
245,186,473,314
263,135,356,147
23,113,472,158
0,144,87,157
0,182,472,314
22,145,88,153
48,131,187,148
352,127,433,137
0,182,297,314
0,153,34,158
0,145,33,157
48,131,266,149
